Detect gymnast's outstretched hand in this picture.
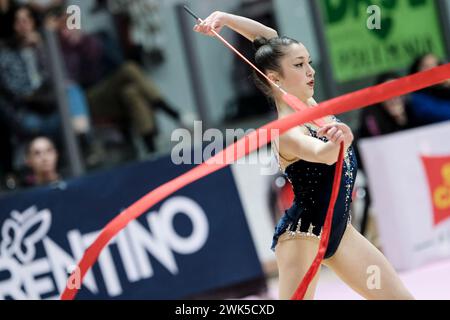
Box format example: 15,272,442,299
193,11,227,36
193,11,278,41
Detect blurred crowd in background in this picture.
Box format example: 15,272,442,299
0,0,189,192
0,0,449,197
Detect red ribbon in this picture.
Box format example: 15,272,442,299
282,93,326,127
61,64,450,300
291,142,344,300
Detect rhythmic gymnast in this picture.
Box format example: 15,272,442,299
194,10,414,300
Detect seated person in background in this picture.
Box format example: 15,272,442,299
408,53,450,125
53,13,185,154
356,72,420,171
359,72,420,138
23,135,61,187
0,4,60,179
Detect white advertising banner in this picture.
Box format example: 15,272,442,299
359,121,450,271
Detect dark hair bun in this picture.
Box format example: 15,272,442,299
253,36,269,51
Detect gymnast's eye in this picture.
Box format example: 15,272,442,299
294,63,304,68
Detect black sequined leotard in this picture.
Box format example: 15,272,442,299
271,117,358,259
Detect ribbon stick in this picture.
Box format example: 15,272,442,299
61,63,450,300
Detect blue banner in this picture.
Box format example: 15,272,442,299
0,156,263,300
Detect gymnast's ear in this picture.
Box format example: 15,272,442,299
267,71,281,84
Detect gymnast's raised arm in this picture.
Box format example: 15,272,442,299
193,11,278,41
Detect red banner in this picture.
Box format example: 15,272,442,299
421,155,450,226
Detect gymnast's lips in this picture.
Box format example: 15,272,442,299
307,80,315,87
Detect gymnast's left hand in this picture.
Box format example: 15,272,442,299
317,122,354,147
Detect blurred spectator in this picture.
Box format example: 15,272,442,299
15,0,63,17
358,72,420,140
0,4,59,180
0,0,17,43
22,135,61,187
408,53,450,125
54,13,184,153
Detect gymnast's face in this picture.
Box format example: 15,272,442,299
271,43,315,103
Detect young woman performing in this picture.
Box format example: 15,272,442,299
194,11,413,300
